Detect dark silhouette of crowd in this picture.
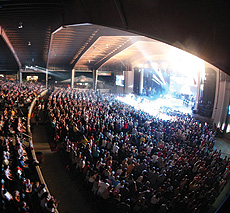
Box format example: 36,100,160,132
47,88,230,213
0,82,58,213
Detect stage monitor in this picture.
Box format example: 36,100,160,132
116,75,124,87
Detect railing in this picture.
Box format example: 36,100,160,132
27,89,59,213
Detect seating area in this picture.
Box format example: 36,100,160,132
0,82,229,212
0,82,57,213
46,88,230,213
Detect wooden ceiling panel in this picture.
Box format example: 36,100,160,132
47,25,101,71
75,36,133,69
104,41,176,68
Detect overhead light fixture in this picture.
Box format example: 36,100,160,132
106,44,108,48
18,22,23,29
28,41,31,46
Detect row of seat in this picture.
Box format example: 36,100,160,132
0,82,56,213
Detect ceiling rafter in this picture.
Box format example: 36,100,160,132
70,28,100,69
0,26,21,69
93,36,152,70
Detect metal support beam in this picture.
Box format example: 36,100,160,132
212,69,221,120
0,26,21,69
46,69,48,89
139,68,144,95
195,70,201,111
19,71,22,84
93,69,98,91
46,26,62,75
71,69,75,89
114,0,128,29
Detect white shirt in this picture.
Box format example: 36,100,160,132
112,144,119,154
97,181,110,194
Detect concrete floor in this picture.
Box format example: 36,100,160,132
31,121,95,213
214,137,230,159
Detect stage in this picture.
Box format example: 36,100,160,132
117,93,193,121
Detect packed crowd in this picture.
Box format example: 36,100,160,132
48,89,230,213
0,82,57,213
0,81,45,109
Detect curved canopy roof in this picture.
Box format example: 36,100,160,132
0,0,229,75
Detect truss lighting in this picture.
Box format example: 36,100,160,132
25,65,46,72
18,22,23,29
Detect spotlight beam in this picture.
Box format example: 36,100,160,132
152,73,163,85
156,68,166,85
152,78,160,85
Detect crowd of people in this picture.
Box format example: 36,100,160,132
1,81,228,212
47,88,230,213
0,81,57,213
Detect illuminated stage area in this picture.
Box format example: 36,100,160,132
126,46,207,121
117,93,193,121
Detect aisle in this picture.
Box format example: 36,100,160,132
31,118,95,213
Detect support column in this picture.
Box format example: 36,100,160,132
194,70,201,111
71,69,75,89
93,69,98,91
212,69,220,120
124,70,134,94
139,68,144,95
46,69,48,89
19,71,22,84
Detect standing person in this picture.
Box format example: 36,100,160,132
97,179,110,196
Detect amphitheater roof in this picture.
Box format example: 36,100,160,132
0,1,229,74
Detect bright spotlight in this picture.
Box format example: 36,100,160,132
138,64,143,68
168,47,205,78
